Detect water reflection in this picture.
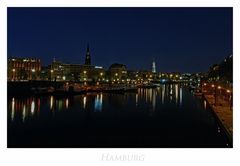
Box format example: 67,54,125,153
8,84,230,147
83,96,86,109
136,94,138,106
59,100,63,111
162,85,165,104
94,93,103,112
50,96,53,110
180,87,182,106
11,98,15,121
31,100,35,115
22,105,26,122
37,98,40,113
152,89,156,112
137,84,183,109
66,98,69,109
170,84,173,102
204,100,207,110
8,84,188,122
175,84,178,105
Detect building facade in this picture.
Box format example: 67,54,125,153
108,63,128,83
8,57,41,81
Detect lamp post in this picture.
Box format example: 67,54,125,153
12,68,16,81
100,72,103,83
50,69,54,81
202,83,207,94
115,73,118,84
217,85,223,106
227,89,232,110
83,70,87,85
31,69,36,80
211,84,217,106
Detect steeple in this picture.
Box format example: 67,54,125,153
85,43,91,65
152,59,156,73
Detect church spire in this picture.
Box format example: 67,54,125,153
152,58,156,73
85,43,91,65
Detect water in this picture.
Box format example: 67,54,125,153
8,84,231,148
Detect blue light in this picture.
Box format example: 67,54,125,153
160,79,166,83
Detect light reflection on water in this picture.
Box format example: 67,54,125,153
31,100,35,115
204,100,207,110
65,98,69,109
83,96,86,109
50,96,53,110
11,98,15,121
9,84,185,122
162,84,165,104
8,84,231,147
135,94,138,106
22,105,26,122
180,87,183,106
94,93,103,112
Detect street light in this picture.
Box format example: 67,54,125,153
227,89,232,110
12,69,16,80
211,84,217,106
12,68,16,81
31,69,36,80
50,69,54,81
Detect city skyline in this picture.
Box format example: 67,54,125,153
8,7,232,73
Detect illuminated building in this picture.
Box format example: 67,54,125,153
49,44,105,82
8,57,41,81
50,61,104,82
152,59,156,73
108,63,127,83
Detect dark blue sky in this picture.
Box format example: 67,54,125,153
8,7,232,73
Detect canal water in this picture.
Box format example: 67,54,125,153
8,84,231,148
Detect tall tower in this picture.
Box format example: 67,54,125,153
85,44,91,65
152,59,156,73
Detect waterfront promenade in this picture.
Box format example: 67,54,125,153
204,94,233,142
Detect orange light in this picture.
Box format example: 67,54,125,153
211,84,215,88
227,90,231,93
203,83,207,86
218,86,221,89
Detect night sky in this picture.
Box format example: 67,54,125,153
8,7,232,73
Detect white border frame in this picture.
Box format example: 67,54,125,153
0,0,239,166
